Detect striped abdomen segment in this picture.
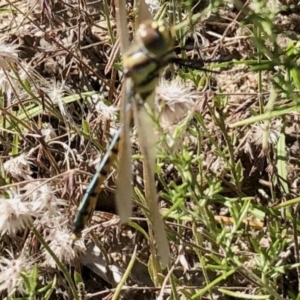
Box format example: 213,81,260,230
71,126,122,240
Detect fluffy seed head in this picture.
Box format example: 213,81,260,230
249,121,281,148
156,78,199,128
0,250,34,294
0,196,33,236
0,37,19,69
43,225,85,268
3,154,33,180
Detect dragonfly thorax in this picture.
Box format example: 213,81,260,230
123,20,174,97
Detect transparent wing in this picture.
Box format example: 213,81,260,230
136,0,152,31
133,97,169,267
116,0,170,265
116,86,133,222
115,0,132,221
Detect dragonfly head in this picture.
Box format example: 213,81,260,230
122,20,175,95
135,20,174,58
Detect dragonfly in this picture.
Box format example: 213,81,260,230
72,0,215,266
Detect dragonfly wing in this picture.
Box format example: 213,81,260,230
133,96,169,267
115,0,133,222
116,84,133,222
136,0,153,30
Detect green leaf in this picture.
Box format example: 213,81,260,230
276,127,288,194
291,67,300,90
82,120,90,135
12,133,19,155
74,272,83,286
43,276,57,300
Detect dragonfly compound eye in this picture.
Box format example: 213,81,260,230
136,20,173,56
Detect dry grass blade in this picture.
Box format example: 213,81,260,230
115,0,129,53
134,103,169,266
